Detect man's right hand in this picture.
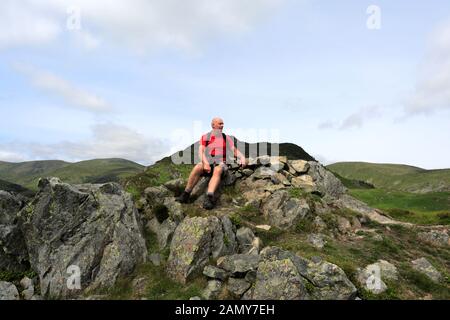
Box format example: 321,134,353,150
203,163,211,173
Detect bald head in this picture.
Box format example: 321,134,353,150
211,117,224,130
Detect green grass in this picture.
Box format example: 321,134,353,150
123,158,193,200
349,189,450,225
327,162,450,193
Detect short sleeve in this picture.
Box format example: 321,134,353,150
200,134,207,147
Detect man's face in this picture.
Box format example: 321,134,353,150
212,119,224,130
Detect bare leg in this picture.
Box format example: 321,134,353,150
207,166,223,194
185,163,204,191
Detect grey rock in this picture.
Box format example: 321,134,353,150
411,258,442,283
262,190,310,230
307,233,327,249
305,260,357,300
252,167,275,180
202,280,222,300
0,281,19,300
0,191,29,272
252,259,309,300
147,217,178,249
222,171,237,186
163,197,185,223
22,287,35,300
242,169,254,177
20,277,33,290
19,177,147,299
167,216,220,283
259,246,356,300
271,173,291,186
307,161,346,198
217,254,261,275
227,278,251,298
211,216,238,259
236,227,256,254
164,178,185,194
203,265,229,281
144,185,172,205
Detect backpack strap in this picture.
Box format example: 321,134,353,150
222,133,227,163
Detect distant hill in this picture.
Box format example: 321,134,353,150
327,162,450,193
0,178,35,198
167,139,316,164
0,158,145,191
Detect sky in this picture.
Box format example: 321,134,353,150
0,0,449,168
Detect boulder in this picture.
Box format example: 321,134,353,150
252,258,309,300
291,175,316,190
288,160,310,174
217,254,261,275
0,191,29,272
167,216,221,283
337,217,352,234
236,227,256,254
203,265,229,281
307,162,346,198
202,280,223,300
162,197,185,223
0,281,19,300
147,217,177,249
304,260,357,300
163,178,185,194
411,258,442,283
19,177,147,299
227,278,251,298
252,167,275,180
262,190,310,230
210,216,238,259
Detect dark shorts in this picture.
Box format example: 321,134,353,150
201,162,228,178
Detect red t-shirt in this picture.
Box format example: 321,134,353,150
200,132,235,163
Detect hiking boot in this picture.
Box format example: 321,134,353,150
176,191,190,203
202,194,216,210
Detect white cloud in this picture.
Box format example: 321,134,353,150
13,63,110,113
0,150,27,163
404,20,450,115
0,0,283,53
318,106,382,130
0,1,62,48
0,123,170,165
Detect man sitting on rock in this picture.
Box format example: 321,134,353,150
177,117,247,209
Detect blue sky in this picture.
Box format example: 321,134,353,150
0,0,449,168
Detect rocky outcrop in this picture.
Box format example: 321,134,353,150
411,258,442,283
19,177,147,299
252,258,309,300
0,281,20,300
262,190,310,230
0,190,29,272
236,246,357,300
167,216,219,283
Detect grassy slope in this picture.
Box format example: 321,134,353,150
327,162,450,193
328,162,450,225
0,158,144,191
